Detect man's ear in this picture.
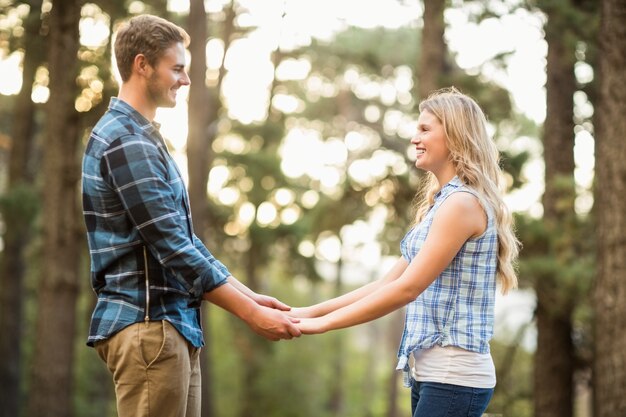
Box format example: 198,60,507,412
133,54,151,77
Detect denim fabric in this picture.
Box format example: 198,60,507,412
411,381,494,417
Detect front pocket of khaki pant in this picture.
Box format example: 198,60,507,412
139,321,168,368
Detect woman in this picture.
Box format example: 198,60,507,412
291,87,519,417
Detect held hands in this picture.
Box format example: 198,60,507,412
286,305,330,334
246,304,302,341
248,297,328,338
246,291,301,341
203,283,301,342
249,298,329,336
235,279,329,338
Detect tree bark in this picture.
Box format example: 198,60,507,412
186,2,217,416
534,3,577,417
25,0,83,416
593,0,626,415
0,3,43,416
187,0,212,238
327,257,344,417
417,0,446,101
385,310,405,417
533,288,574,417
186,3,236,415
238,238,272,417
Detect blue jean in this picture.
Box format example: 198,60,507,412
411,381,494,417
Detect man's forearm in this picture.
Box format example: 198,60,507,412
226,276,257,299
203,283,301,341
203,282,258,321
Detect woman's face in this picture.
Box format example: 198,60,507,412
411,110,452,176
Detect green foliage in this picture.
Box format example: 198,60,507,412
210,277,412,417
0,94,14,138
489,339,534,417
18,210,43,414
448,74,513,122
0,183,39,228
73,248,116,417
0,0,571,415
517,198,594,293
310,26,420,73
515,171,595,399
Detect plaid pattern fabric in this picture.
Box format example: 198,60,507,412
396,177,498,386
82,98,230,348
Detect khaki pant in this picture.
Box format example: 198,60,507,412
95,320,201,417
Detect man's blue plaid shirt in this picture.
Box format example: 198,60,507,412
396,177,498,386
82,98,229,348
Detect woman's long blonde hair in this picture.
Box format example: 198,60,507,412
414,87,519,294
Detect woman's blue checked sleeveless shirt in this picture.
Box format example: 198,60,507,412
396,176,498,386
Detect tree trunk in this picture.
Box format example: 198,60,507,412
187,3,236,416
238,238,272,417
327,257,344,416
362,318,378,417
593,0,626,415
187,0,212,239
534,3,577,417
186,1,231,415
0,3,43,416
385,310,405,417
534,289,574,417
417,0,446,101
25,0,83,416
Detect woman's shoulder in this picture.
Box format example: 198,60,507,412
434,191,488,239
440,189,485,214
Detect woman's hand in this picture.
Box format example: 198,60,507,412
296,317,329,335
286,306,320,319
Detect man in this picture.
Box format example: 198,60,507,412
82,14,300,417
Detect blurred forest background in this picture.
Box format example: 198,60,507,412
0,0,624,417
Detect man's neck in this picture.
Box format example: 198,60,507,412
118,82,156,122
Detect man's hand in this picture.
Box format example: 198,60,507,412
252,294,291,311
246,305,302,341
227,276,292,312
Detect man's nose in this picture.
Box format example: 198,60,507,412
180,71,191,86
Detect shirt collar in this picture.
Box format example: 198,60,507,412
434,175,463,200
108,97,162,133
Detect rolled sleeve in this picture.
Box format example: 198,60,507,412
193,234,232,278
102,136,227,302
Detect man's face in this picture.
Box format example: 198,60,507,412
146,42,190,108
